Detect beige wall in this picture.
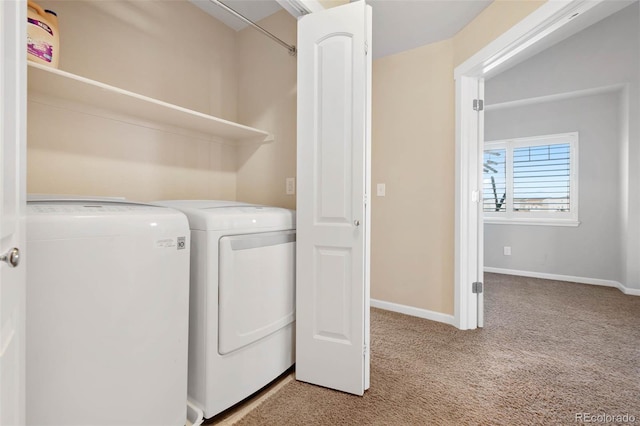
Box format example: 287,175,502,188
28,0,240,201
371,39,455,314
49,0,238,119
235,11,298,210
371,0,546,315
28,0,547,315
453,0,545,67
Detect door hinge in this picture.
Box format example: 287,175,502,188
472,281,483,294
365,41,369,56
363,344,368,357
364,193,368,205
473,99,484,111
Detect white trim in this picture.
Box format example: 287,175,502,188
370,299,455,326
454,76,481,330
624,287,640,297
484,267,640,296
453,0,607,330
454,1,602,79
476,79,486,329
485,84,626,111
484,218,580,227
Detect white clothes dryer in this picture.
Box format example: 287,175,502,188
26,199,191,426
155,200,295,419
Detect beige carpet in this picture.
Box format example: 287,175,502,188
233,273,640,425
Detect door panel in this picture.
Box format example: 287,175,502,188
296,1,371,396
314,246,352,342
316,34,353,223
0,0,27,424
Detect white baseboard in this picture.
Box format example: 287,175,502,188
370,299,455,326
484,267,640,296
625,287,640,296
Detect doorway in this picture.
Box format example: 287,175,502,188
453,0,627,330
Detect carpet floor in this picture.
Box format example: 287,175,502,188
233,273,640,425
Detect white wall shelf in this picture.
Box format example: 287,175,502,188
27,62,273,144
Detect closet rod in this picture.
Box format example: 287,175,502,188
208,0,297,56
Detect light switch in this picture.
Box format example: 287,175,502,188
286,177,295,195
377,183,386,197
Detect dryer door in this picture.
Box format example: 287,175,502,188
218,230,295,355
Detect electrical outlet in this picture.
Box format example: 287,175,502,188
377,183,386,197
286,177,295,195
504,246,512,256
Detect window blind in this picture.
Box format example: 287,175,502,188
512,143,571,212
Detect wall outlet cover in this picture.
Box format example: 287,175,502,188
286,177,295,195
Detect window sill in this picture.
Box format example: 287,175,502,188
484,218,580,227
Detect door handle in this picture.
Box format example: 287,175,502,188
354,220,360,227
1,247,20,268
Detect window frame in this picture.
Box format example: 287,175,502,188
483,132,580,227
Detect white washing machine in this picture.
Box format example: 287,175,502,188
155,200,295,419
26,199,191,426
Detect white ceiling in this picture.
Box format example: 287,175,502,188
191,0,283,32
368,0,492,58
191,0,493,59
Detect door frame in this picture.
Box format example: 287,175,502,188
453,0,605,330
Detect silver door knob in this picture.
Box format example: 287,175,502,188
354,220,360,227
1,247,20,268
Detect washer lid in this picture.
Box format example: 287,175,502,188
27,199,171,215
27,199,189,240
153,200,295,231
28,194,127,203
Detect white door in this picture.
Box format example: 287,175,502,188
296,1,371,395
0,0,27,424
